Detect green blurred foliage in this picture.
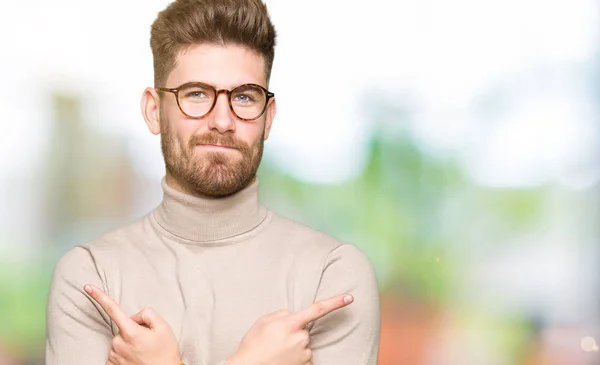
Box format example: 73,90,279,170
259,128,546,304
0,100,550,363
0,262,50,361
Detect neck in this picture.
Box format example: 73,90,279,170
153,176,267,243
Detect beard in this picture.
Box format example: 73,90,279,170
160,119,264,198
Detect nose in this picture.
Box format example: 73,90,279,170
207,91,236,134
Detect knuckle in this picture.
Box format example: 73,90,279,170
105,303,116,315
314,303,326,317
118,327,134,341
276,309,292,316
260,309,290,324
300,330,310,344
284,316,300,329
108,349,119,362
256,313,272,324
111,336,123,349
140,306,152,315
303,348,313,361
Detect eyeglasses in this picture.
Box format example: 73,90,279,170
156,82,275,121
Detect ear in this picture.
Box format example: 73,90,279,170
141,87,161,135
263,97,276,140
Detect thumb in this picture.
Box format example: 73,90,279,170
130,307,164,330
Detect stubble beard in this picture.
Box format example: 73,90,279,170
160,119,264,198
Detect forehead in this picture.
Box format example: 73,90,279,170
166,43,267,89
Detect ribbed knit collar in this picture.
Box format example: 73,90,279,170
153,177,267,243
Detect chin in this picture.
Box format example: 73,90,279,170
199,150,240,163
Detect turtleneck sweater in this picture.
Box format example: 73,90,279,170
45,178,381,365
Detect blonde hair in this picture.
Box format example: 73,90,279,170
150,0,277,87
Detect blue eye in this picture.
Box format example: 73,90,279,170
188,91,207,98
235,94,253,102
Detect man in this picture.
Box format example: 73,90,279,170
45,0,381,364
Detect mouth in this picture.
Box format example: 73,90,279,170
196,144,237,150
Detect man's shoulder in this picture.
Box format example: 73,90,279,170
267,211,371,266
56,213,152,270
78,213,152,251
55,214,152,275
268,212,343,246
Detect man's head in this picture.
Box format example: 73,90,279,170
141,0,277,198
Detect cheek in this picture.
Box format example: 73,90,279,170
164,110,197,146
237,121,266,146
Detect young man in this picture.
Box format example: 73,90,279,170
45,1,381,364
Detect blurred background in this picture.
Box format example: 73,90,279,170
1,0,599,364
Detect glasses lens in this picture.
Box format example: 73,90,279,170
178,83,215,118
230,85,267,120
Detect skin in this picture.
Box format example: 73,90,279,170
85,285,353,365
141,43,277,197
84,285,181,365
225,293,354,365
85,43,355,365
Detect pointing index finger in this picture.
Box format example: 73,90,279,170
291,293,354,329
84,284,136,336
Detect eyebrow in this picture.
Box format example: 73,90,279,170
183,80,265,89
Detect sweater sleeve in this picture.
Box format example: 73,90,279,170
308,243,381,365
45,246,113,365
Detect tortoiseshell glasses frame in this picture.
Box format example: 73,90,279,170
155,81,275,121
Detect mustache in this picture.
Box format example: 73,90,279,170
188,133,249,151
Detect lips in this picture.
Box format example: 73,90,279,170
198,144,236,149
189,134,245,151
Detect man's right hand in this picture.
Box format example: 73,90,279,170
226,293,354,365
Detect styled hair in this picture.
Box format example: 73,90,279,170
150,0,277,87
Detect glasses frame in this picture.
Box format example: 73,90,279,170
156,81,275,121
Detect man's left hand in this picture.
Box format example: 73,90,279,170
84,284,182,365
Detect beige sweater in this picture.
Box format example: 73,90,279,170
45,178,381,365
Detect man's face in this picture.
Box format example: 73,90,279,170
154,44,275,197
